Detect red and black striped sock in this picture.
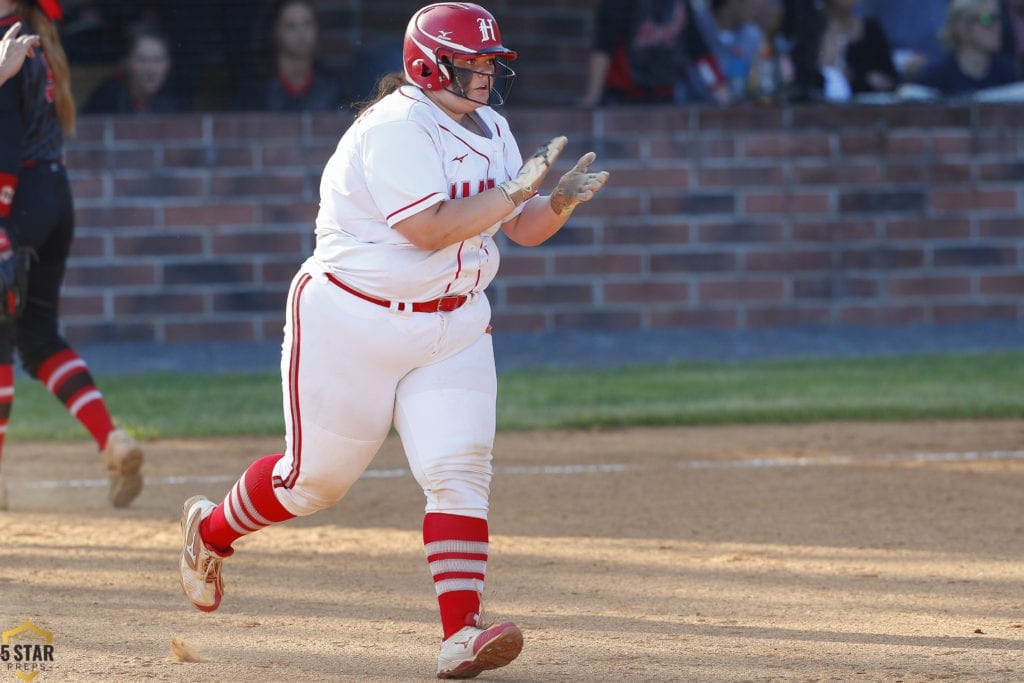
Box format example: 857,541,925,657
36,350,115,449
0,364,12,465
200,453,296,552
424,512,489,639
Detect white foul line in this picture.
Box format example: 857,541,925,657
15,449,1024,491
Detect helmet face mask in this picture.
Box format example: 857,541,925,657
441,53,516,106
404,3,518,105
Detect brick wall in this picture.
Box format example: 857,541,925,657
62,102,1024,345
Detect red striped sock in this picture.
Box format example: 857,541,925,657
200,453,295,552
0,364,12,466
424,513,489,639
36,349,115,448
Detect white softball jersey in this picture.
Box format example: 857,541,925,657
312,84,525,303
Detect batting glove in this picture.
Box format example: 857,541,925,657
498,136,567,207
549,152,610,216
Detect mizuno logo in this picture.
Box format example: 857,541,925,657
437,30,452,40
452,153,469,163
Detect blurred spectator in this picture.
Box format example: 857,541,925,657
80,24,181,114
691,0,766,103
234,0,345,112
790,0,898,102
862,0,948,81
579,0,697,106
911,0,1020,97
748,0,797,102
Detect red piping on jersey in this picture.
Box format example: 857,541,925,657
387,192,444,222
281,272,313,489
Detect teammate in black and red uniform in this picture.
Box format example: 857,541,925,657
0,0,143,510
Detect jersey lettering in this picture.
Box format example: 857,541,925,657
450,178,496,199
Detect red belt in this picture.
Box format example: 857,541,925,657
326,273,470,313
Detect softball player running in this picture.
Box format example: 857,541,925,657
0,0,143,510
178,3,608,678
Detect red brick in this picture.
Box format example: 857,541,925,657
651,308,738,329
213,231,305,256
744,250,832,271
793,276,879,299
262,144,332,168
605,222,690,246
165,320,257,343
980,274,1024,295
885,218,972,240
746,306,830,328
212,114,304,141
979,218,1024,238
649,135,737,161
792,219,878,242
553,309,645,330
111,233,203,258
839,131,884,156
164,146,255,169
165,204,257,228
742,132,832,159
76,206,158,229
113,116,204,141
67,235,106,258
553,254,643,276
260,259,304,284
609,167,691,189
792,163,882,185
885,133,928,156
210,173,306,199
113,175,206,199
257,202,320,226
698,222,784,244
489,311,548,333
64,264,158,288
698,279,785,303
744,192,831,216
114,293,205,316
505,283,593,306
604,281,689,303
933,132,973,155
651,193,735,216
841,247,925,270
69,176,105,200
886,276,972,298
61,294,105,317
698,165,785,188
651,251,737,272
260,315,287,341
930,188,1017,213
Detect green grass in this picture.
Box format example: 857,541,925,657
6,351,1023,441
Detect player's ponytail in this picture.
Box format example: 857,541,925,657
351,72,406,117
16,0,75,137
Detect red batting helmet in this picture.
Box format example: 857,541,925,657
403,3,517,101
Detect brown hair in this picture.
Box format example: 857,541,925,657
15,0,75,136
351,71,406,117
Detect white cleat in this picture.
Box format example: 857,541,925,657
178,495,231,612
437,621,523,679
102,429,143,508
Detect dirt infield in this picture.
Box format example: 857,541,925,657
1,419,1023,682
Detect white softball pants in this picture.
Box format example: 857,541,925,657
271,260,497,520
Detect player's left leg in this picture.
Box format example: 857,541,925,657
395,325,523,678
12,165,142,508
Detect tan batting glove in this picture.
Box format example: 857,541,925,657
549,152,610,216
497,136,567,207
